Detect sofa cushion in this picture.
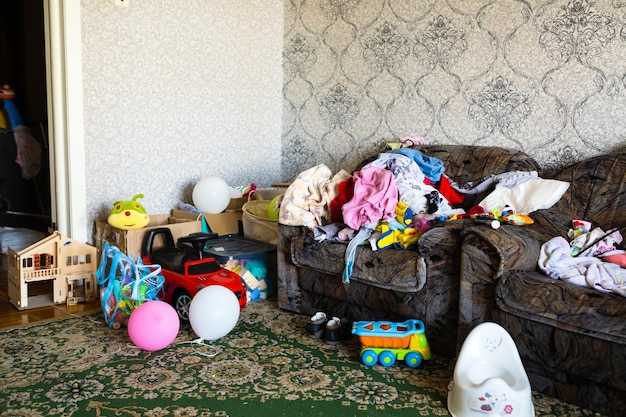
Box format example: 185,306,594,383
291,233,426,292
495,269,626,345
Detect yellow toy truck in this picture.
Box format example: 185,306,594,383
352,319,432,368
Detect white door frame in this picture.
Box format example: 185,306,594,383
44,0,87,241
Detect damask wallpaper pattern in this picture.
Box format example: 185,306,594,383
282,0,626,180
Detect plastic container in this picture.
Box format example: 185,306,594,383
202,235,277,300
448,322,534,417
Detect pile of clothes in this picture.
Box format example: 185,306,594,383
279,148,463,249
539,221,626,296
279,147,470,283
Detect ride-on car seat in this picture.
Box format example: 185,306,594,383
141,228,216,273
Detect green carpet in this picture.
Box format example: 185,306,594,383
0,300,600,417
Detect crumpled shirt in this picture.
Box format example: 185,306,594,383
341,166,398,230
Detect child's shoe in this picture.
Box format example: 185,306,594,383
325,317,350,345
306,312,326,339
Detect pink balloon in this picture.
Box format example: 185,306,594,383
127,300,180,351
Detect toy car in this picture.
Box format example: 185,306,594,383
141,228,247,321
352,319,431,368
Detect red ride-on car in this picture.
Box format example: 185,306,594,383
141,227,247,321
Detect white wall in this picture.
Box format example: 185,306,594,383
80,0,283,241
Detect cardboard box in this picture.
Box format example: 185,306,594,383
172,199,245,236
171,188,286,237
94,214,202,259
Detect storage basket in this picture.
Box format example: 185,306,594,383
242,199,279,245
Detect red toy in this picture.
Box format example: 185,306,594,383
141,228,247,321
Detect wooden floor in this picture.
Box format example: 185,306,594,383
0,254,100,329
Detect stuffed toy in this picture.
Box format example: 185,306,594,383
107,194,150,230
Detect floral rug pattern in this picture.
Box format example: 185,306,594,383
0,300,601,417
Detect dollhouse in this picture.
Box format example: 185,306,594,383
7,231,98,310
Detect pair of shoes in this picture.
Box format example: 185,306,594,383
306,312,350,345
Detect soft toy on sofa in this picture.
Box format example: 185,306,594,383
107,194,150,230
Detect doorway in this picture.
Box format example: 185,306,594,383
0,0,51,234
1,0,87,242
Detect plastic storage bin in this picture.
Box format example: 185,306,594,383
202,235,277,301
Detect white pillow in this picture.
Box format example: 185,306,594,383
478,178,570,214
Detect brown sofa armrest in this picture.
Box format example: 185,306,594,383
463,224,542,278
277,224,309,313
456,213,571,352
462,209,573,278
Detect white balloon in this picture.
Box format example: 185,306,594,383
188,285,240,341
229,187,242,198
192,177,231,214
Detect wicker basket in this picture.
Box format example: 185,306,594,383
242,199,279,245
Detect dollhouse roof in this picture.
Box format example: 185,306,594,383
14,231,96,257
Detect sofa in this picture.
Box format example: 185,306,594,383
277,144,540,357
458,151,626,417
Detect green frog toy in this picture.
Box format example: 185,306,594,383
107,194,149,230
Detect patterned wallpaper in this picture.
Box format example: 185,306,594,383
281,0,626,181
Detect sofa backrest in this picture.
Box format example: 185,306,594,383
417,145,541,208
547,152,626,235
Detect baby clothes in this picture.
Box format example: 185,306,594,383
388,147,445,183
340,166,398,283
279,164,351,228
364,152,452,216
341,166,397,230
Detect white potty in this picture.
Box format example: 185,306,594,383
448,322,534,417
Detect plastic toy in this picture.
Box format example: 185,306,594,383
0,84,16,129
7,231,98,310
352,319,432,368
502,213,534,226
107,194,150,230
141,228,247,321
97,242,165,328
448,322,534,417
491,205,534,226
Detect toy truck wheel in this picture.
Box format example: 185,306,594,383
361,349,378,366
404,351,423,368
378,350,396,367
173,290,192,322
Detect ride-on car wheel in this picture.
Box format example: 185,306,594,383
173,290,193,321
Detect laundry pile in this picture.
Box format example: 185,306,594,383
538,222,626,297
